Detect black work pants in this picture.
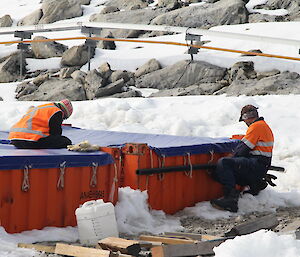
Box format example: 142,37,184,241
212,157,268,189
11,135,72,149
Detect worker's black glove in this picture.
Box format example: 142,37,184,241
264,174,277,187
243,174,277,196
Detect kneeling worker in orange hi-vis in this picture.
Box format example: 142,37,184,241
210,104,274,213
9,99,73,149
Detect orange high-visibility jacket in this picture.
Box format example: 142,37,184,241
241,119,274,158
8,103,62,142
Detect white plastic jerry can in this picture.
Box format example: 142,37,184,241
75,199,119,245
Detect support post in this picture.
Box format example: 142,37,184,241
185,33,201,60
14,31,33,81
81,26,101,71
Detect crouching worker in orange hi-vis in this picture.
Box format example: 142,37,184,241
9,99,73,149
210,105,274,213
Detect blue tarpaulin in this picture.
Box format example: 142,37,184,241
61,126,239,157
0,127,238,170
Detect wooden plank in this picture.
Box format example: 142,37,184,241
164,232,202,241
201,234,223,241
18,243,56,253
55,243,111,257
139,235,197,245
138,240,163,248
164,232,223,241
280,218,300,233
151,246,165,257
225,213,279,237
99,237,141,256
151,241,224,257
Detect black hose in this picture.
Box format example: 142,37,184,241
136,164,285,175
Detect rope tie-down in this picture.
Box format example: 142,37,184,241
90,162,98,188
157,154,166,181
22,165,31,192
184,152,193,178
108,163,118,202
57,161,67,189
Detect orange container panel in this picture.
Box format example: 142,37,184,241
119,143,232,214
0,163,117,233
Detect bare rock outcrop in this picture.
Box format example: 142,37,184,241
0,52,27,83
31,36,68,59
17,9,43,26
150,82,226,97
39,0,83,24
151,0,248,28
95,79,126,98
135,58,162,78
15,82,39,99
100,6,120,14
252,0,300,21
216,71,300,96
61,44,95,67
104,0,148,10
17,78,86,101
136,60,227,89
89,8,167,38
0,15,13,27
84,69,106,100
97,32,116,50
228,61,257,82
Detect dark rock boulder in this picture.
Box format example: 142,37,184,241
17,9,42,26
100,6,120,14
110,70,134,83
39,0,83,24
31,36,68,59
136,60,227,89
84,69,106,99
98,62,113,81
32,73,50,86
0,52,27,83
95,79,125,98
0,15,13,27
15,82,39,99
228,61,257,82
111,89,143,98
216,71,300,96
18,78,87,101
60,67,81,79
61,44,95,67
89,8,167,38
150,82,227,96
151,0,248,28
105,0,148,10
135,58,162,78
97,32,116,50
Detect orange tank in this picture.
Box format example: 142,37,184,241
0,146,117,233
117,143,231,214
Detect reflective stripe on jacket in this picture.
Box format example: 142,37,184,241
241,118,274,158
8,103,62,142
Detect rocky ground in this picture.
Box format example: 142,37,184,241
180,206,300,237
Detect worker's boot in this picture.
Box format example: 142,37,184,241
210,187,240,213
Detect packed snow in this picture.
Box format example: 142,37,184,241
0,0,300,256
